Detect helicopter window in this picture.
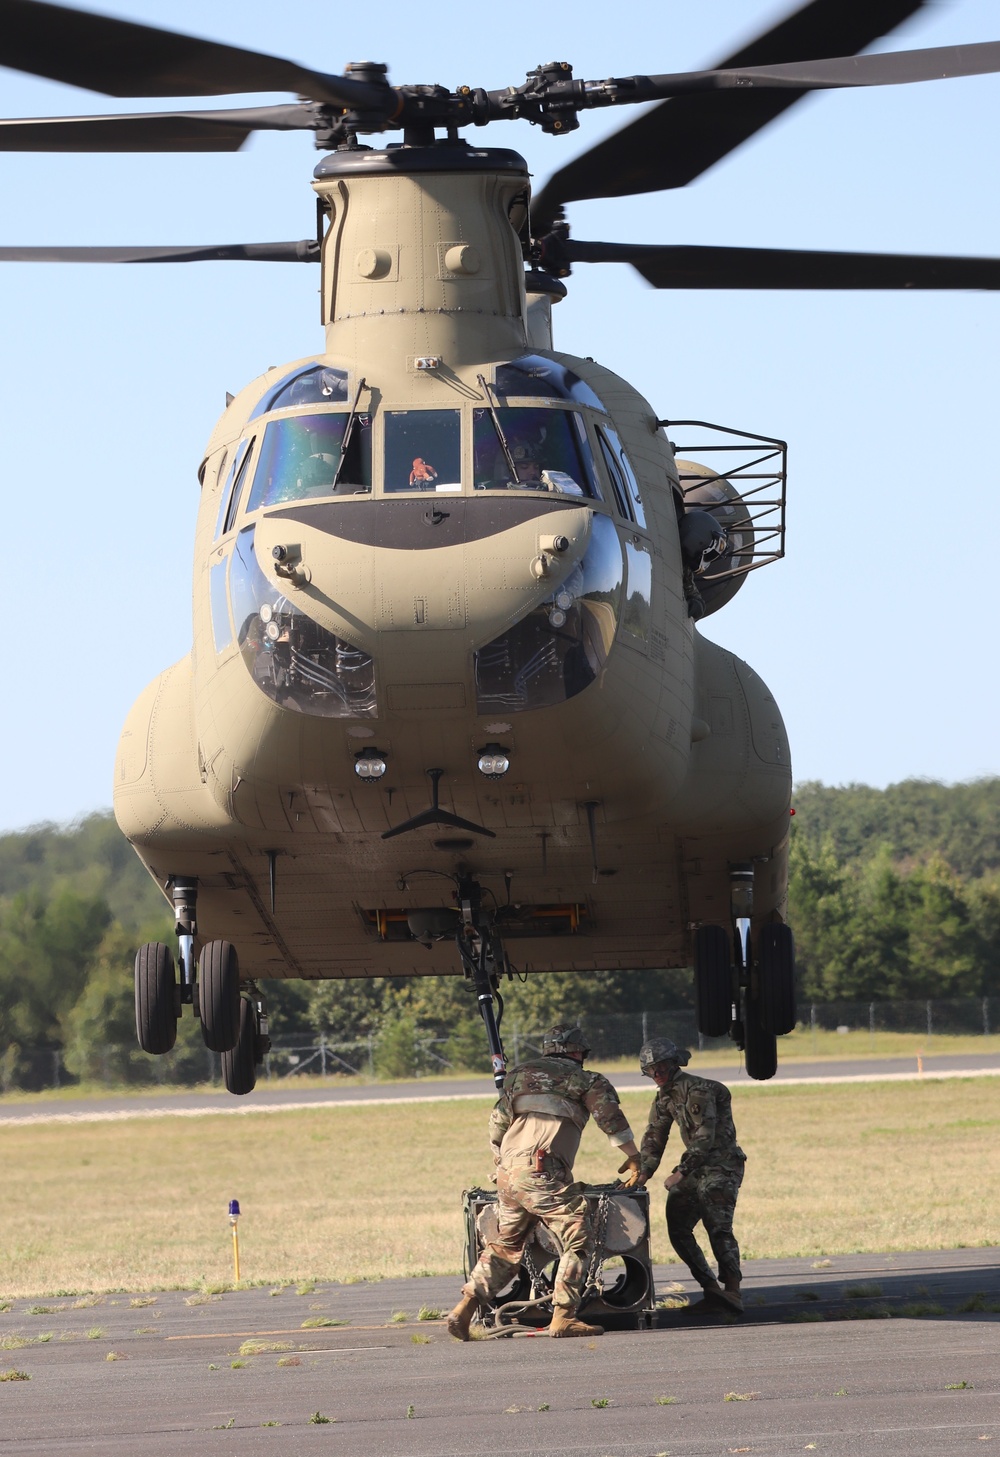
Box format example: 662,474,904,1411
383,410,462,493
214,438,252,540
248,364,349,420
600,425,646,529
596,430,633,522
229,527,376,718
494,354,606,411
623,540,652,646
209,557,233,653
245,412,372,510
474,514,623,713
473,406,600,498
219,438,257,537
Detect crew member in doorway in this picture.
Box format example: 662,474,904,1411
622,1037,746,1312
447,1023,641,1340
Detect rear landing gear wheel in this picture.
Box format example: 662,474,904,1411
758,923,797,1036
693,925,733,1038
222,997,258,1096
198,940,241,1052
134,942,178,1054
743,993,777,1081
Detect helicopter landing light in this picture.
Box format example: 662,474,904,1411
354,749,388,782
477,745,510,780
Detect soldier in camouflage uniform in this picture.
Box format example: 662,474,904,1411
447,1024,641,1340
625,1036,746,1312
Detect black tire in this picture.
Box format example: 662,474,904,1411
694,925,733,1038
743,994,777,1081
758,923,797,1036
198,940,241,1052
134,942,178,1055
222,997,258,1096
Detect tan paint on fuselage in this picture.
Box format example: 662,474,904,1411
114,147,791,982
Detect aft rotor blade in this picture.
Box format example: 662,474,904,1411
0,0,394,111
0,241,320,262
566,241,1000,290
531,0,928,230
648,38,1000,96
0,104,314,151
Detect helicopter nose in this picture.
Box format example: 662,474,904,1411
254,499,593,652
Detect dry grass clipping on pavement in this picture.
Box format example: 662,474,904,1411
1,1077,998,1297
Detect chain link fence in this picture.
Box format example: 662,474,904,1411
2,997,998,1094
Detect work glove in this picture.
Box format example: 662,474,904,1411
617,1155,643,1188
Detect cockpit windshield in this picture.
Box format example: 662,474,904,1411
473,406,601,498
244,412,372,511
383,409,462,494
248,363,349,420
494,354,607,411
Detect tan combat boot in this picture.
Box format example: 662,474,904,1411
720,1275,744,1313
446,1293,479,1341
549,1308,604,1338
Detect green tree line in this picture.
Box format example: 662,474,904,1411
1,779,998,1086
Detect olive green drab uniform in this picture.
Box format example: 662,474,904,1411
639,1071,746,1288
463,1055,634,1311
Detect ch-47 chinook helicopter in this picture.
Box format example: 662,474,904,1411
3,0,1000,1093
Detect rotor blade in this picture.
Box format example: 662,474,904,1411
0,104,313,151
655,38,1000,95
566,241,1000,290
531,0,928,230
0,0,394,110
0,241,320,262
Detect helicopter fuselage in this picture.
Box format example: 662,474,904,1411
113,143,791,984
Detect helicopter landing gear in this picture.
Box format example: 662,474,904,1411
134,876,199,1055
134,941,179,1054
693,925,732,1039
222,984,270,1096
198,940,241,1053
695,866,797,1080
758,923,796,1036
454,876,508,1090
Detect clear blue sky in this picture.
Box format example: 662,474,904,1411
0,0,997,830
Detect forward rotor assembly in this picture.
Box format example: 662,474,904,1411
2,0,1000,290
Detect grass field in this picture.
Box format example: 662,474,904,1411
2,1077,999,1299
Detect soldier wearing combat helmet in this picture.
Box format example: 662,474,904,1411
447,1023,642,1341
620,1036,747,1312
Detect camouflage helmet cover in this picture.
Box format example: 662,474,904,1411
639,1037,691,1073
542,1023,591,1057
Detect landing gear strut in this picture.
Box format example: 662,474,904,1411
134,877,198,1055
454,876,508,1090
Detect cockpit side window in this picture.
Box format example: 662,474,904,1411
214,437,257,539
245,412,372,511
596,428,633,522
383,410,462,494
473,406,601,499
214,440,248,540
599,425,647,529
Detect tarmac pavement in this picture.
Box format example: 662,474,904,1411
2,1248,999,1455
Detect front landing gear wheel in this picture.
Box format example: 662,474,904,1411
198,941,241,1052
743,994,777,1081
222,997,258,1096
134,942,178,1054
693,926,732,1038
758,923,797,1036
